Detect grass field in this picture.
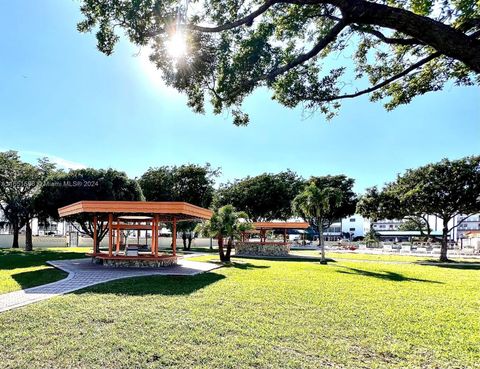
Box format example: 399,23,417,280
0,248,88,293
293,250,479,263
1,250,479,369
292,250,433,262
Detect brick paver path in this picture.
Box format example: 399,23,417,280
0,258,221,313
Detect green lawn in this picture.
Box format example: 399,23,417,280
0,247,89,293
291,250,479,263
291,250,433,262
1,252,479,368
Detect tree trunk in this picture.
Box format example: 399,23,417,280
368,222,375,247
95,237,100,253
25,220,33,252
182,232,187,250
187,233,192,250
12,223,19,249
440,223,449,262
94,224,108,253
225,237,233,262
318,221,327,264
218,236,226,262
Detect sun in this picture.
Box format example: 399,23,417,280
166,31,187,59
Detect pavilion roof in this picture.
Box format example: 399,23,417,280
253,221,309,230
58,201,212,221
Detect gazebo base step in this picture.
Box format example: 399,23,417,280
90,254,178,268
235,242,290,257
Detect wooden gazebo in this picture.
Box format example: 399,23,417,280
237,221,310,257
58,201,212,267
252,221,310,244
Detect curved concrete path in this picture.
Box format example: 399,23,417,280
0,258,221,313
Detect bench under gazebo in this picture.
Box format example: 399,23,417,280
58,201,213,267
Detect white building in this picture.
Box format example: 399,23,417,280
453,214,480,241
329,215,403,240
371,219,405,232
341,215,367,239
0,207,68,237
323,215,367,240
330,213,480,242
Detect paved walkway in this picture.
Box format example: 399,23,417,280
0,258,221,313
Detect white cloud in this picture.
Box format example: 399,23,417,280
1,148,87,171
42,154,87,170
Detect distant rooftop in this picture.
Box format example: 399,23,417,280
377,230,443,237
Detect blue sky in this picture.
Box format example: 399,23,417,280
0,1,478,193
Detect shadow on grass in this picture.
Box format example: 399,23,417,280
336,266,444,284
182,247,218,253
157,247,218,255
11,268,68,290
416,260,480,270
74,272,226,296
233,255,336,263
0,249,86,270
214,261,270,270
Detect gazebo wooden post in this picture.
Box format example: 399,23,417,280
151,217,156,255
283,228,287,244
154,214,159,257
136,222,140,245
93,215,97,254
116,221,120,254
172,217,177,256
108,213,113,257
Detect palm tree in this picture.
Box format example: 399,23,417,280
195,205,252,262
292,183,342,264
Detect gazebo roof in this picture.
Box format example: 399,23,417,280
58,201,213,221
253,221,309,230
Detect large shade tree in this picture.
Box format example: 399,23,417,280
36,168,144,252
0,151,54,250
139,164,220,249
356,186,385,229
23,159,57,251
293,176,357,263
356,186,386,246
357,184,433,239
383,156,480,262
140,164,219,205
214,170,304,220
78,0,479,124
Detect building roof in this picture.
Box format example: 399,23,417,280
58,201,213,221
253,221,309,230
377,230,443,237
465,230,480,237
